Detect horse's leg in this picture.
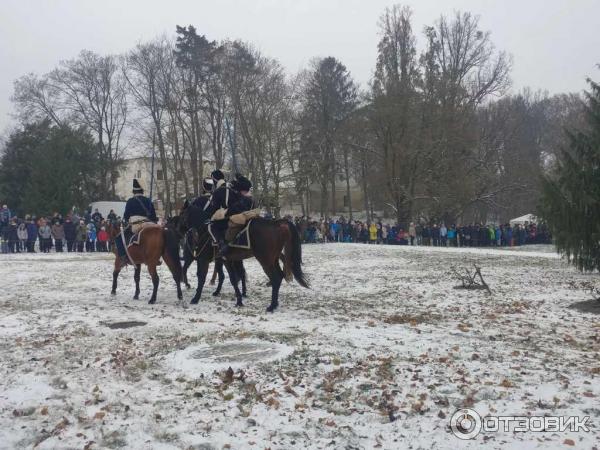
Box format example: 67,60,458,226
191,258,209,304
209,260,219,285
111,259,122,295
182,254,192,289
148,264,159,304
212,259,225,296
225,260,243,307
240,261,247,298
163,251,183,301
264,262,284,313
133,265,141,300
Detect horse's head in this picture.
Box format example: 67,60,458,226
106,221,121,240
180,204,209,233
166,214,187,238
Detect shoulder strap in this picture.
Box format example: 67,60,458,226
203,195,212,211
134,196,150,217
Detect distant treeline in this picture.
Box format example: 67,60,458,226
0,5,589,224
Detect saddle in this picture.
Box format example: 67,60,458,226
128,222,160,248
225,209,261,244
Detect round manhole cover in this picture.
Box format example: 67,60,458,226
164,340,293,376
101,321,147,329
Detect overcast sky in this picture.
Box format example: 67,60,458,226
1,0,598,133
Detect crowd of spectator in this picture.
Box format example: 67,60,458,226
1,202,552,255
293,217,552,247
0,204,119,254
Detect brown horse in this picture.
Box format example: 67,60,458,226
107,222,183,304
181,206,309,312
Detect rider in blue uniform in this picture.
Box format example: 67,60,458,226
191,178,214,210
204,170,235,256
116,179,158,262
123,179,158,226
227,175,254,217
205,172,255,256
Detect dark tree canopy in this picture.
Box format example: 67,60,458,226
0,121,100,215
540,78,600,271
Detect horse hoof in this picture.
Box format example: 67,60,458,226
236,301,244,307
185,284,191,290
242,292,248,298
148,299,156,304
190,298,200,305
110,291,116,296
266,305,277,313
133,295,139,300
212,291,220,297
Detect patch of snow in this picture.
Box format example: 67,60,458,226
164,339,294,377
0,244,598,449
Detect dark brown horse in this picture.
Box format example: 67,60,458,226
181,206,309,312
107,222,183,304
169,216,246,304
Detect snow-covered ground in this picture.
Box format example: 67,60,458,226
1,244,599,449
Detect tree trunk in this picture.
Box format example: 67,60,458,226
343,147,352,220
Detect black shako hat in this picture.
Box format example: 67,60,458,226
133,179,143,194
211,169,225,182
202,178,214,192
233,174,252,192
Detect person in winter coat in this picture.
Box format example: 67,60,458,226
26,218,38,252
75,220,87,252
382,224,389,244
447,225,457,247
440,224,448,247
422,225,431,246
97,226,109,252
63,217,76,252
1,221,9,253
17,221,27,252
86,222,97,252
107,209,117,224
52,220,65,252
0,204,11,228
6,219,18,253
432,224,440,246
91,208,103,224
408,223,416,246
368,223,377,244
38,220,52,253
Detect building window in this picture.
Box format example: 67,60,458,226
156,170,163,181
343,195,349,207
136,169,141,179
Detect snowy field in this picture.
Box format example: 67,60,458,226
1,244,600,449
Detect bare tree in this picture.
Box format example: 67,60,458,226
124,37,174,214
13,51,128,198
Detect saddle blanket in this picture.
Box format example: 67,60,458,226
228,220,252,250
128,222,160,248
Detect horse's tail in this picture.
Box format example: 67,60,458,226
284,221,309,288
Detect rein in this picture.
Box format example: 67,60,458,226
190,230,212,258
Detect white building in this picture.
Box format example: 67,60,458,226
115,157,215,215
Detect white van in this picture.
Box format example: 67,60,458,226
89,201,127,220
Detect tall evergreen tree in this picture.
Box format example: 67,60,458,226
540,78,600,271
0,121,99,215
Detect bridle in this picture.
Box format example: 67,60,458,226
170,213,212,259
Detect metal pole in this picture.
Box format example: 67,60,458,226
150,131,156,200
225,116,238,174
